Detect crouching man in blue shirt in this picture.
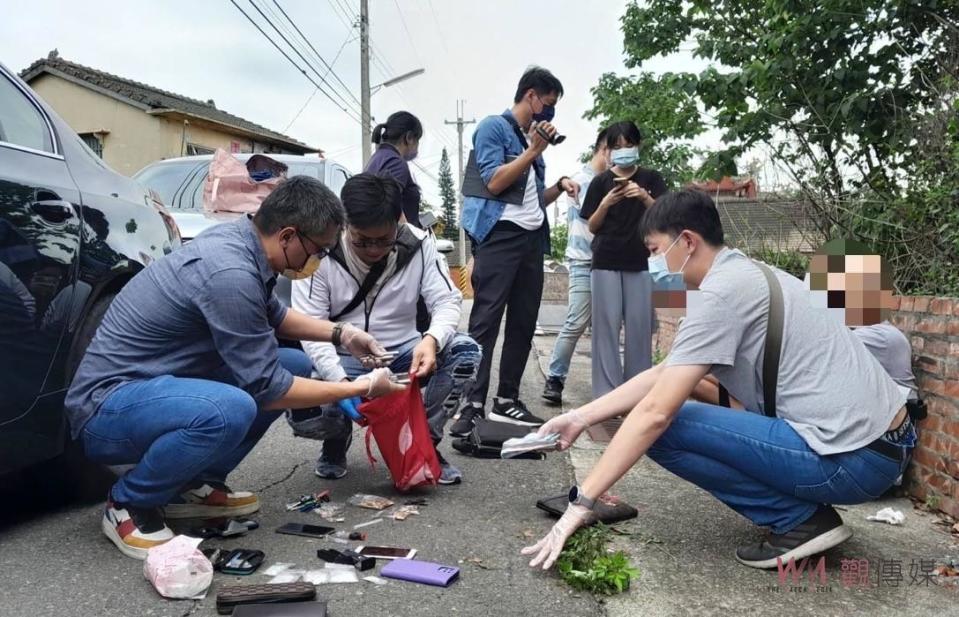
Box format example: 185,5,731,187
66,176,402,559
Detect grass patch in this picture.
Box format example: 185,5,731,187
556,523,639,595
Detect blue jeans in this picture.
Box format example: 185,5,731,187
320,334,481,463
646,402,916,534
547,261,591,381
81,348,313,508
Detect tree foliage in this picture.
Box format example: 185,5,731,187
591,0,959,293
438,148,458,240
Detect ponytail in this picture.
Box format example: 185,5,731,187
371,123,387,145
373,111,423,146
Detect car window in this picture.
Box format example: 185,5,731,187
327,166,349,197
0,74,54,153
136,160,326,211
134,161,208,210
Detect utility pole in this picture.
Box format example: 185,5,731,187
444,100,475,269
359,0,371,166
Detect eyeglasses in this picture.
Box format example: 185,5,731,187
349,229,397,250
297,232,331,258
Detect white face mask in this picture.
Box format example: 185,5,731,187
610,146,640,167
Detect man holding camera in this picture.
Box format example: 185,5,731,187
454,66,579,437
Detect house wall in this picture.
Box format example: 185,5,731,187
30,74,272,176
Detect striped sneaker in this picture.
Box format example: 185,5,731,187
163,482,260,519
101,499,174,560
489,398,545,428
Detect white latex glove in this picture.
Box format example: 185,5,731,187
339,323,388,367
521,503,592,570
537,409,590,451
354,368,402,398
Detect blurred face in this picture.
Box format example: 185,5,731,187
348,221,398,266
807,251,894,326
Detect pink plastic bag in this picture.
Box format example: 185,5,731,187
202,149,287,215
144,535,213,599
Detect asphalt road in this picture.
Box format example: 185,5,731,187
0,337,597,617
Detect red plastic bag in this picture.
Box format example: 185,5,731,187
358,377,440,491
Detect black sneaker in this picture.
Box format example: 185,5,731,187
541,376,564,406
735,505,852,569
449,402,483,438
489,398,545,428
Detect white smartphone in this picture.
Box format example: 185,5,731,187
355,545,417,560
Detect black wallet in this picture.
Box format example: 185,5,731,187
461,150,527,205
536,494,639,525
215,582,316,615
230,602,328,617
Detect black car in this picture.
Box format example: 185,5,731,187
0,63,181,475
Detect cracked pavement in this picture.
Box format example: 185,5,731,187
0,306,598,617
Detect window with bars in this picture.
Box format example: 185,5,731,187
79,132,103,158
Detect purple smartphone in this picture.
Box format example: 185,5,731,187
380,559,460,587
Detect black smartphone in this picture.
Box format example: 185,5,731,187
275,523,335,539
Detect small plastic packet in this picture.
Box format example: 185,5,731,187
391,505,419,521
364,576,389,585
348,494,395,510
262,562,297,577
315,502,346,522
303,567,360,584
353,518,383,530
268,570,305,584
143,535,213,600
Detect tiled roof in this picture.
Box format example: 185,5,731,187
713,198,820,253
21,52,317,152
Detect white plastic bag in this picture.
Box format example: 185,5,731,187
143,536,213,599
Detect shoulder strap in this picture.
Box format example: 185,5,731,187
330,258,387,322
755,261,784,418
328,226,424,322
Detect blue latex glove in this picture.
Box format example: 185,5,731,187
337,397,364,423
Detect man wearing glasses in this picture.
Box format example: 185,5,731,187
66,176,401,559
291,173,480,485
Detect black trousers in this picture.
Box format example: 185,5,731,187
467,222,545,405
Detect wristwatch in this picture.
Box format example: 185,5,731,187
331,322,343,347
568,485,596,510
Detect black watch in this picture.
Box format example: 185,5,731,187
568,485,595,510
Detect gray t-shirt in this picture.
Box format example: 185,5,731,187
853,322,918,400
666,247,906,455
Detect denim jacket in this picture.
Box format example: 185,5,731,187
461,110,549,252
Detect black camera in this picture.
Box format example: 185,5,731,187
535,125,566,146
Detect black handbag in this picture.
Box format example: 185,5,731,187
451,418,544,459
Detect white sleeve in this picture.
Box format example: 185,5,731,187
419,237,462,352
291,267,348,383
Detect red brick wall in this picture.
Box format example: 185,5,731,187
890,296,959,519
652,298,959,519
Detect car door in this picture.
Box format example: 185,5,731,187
0,67,83,469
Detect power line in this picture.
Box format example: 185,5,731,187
326,0,355,30
425,0,451,56
273,0,361,108
282,29,355,132
247,0,363,119
391,0,422,64
229,0,363,126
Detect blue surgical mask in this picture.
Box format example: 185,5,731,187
532,104,555,123
648,235,690,284
403,149,418,162
611,147,640,167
